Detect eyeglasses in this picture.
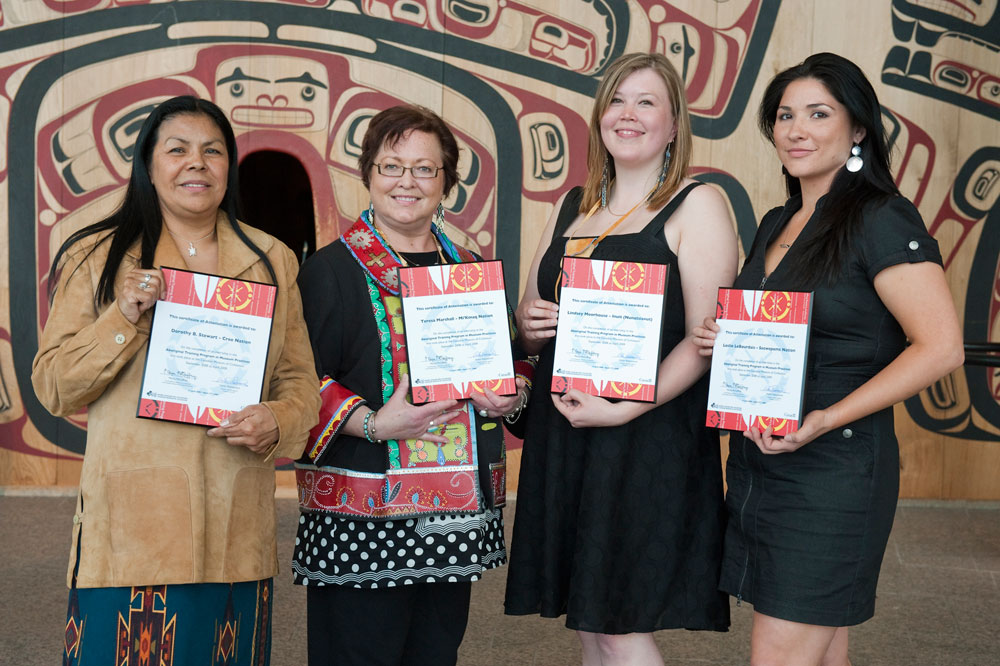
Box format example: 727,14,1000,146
375,163,442,179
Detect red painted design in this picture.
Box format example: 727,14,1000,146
637,0,766,118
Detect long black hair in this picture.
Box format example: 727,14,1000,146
758,52,900,286
48,96,276,305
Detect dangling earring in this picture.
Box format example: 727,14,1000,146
368,201,375,223
435,202,445,226
656,145,671,190
846,143,863,172
600,155,609,208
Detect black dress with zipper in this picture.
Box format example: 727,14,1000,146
718,194,942,626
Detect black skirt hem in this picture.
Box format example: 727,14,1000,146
722,590,875,628
504,604,730,635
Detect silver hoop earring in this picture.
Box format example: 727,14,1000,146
846,143,863,173
600,155,609,208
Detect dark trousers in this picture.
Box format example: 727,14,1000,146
306,581,473,666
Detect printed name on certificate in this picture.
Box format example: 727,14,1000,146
706,288,812,436
137,267,276,426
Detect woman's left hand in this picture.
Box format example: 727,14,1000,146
206,404,279,455
469,378,527,419
744,408,832,454
551,389,646,428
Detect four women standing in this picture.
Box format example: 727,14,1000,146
34,50,966,666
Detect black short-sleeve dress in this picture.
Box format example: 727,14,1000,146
718,194,943,626
504,184,731,634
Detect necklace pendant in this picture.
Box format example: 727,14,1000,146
188,243,197,257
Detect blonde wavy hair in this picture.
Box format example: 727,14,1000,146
579,52,692,213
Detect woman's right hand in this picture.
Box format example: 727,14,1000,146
691,316,720,357
374,374,461,444
117,268,164,324
518,298,559,345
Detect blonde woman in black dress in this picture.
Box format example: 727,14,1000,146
505,53,738,665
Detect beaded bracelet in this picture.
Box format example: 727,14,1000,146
363,410,376,443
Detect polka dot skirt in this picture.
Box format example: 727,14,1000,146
292,508,506,588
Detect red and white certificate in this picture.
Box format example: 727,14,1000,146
706,288,812,436
137,267,276,426
551,257,668,403
399,260,515,403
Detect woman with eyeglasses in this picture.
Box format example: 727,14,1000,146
292,104,533,666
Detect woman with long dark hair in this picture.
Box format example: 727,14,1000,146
694,53,964,665
33,96,319,665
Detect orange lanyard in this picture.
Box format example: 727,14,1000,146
555,188,652,302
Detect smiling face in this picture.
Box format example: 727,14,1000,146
773,77,866,194
148,113,229,228
599,67,677,172
368,129,446,236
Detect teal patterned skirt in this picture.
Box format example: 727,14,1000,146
63,578,272,665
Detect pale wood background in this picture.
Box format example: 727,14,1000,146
0,0,997,498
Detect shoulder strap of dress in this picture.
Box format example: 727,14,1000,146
553,186,584,236
639,182,703,236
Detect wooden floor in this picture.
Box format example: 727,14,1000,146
1,494,998,665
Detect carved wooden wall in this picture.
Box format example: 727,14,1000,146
1,0,997,497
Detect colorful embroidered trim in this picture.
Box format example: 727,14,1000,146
489,461,507,508
296,464,480,519
302,212,519,518
306,379,366,462
365,272,401,469
513,358,536,390
340,209,475,296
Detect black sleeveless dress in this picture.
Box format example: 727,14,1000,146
504,184,730,634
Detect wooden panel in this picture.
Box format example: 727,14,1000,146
0,0,996,498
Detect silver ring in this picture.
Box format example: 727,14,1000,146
139,282,149,290
142,273,151,282
429,419,435,427
478,408,489,417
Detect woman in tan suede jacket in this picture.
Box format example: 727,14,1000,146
32,96,319,666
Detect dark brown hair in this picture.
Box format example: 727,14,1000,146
758,52,899,286
358,105,460,196
48,96,274,305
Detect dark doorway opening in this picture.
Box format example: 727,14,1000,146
238,151,316,263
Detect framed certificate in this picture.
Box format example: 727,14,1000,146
706,288,813,435
398,260,515,403
551,257,669,403
137,267,276,425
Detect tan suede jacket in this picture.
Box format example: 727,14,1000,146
32,214,320,588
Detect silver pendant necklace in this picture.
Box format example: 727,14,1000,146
166,226,215,256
